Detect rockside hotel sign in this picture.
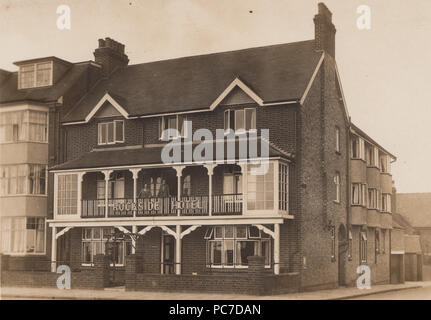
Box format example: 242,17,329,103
112,197,204,214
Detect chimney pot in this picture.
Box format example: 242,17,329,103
98,39,105,48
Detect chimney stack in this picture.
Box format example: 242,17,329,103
94,37,129,76
314,3,336,58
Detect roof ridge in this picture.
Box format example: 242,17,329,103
125,39,315,68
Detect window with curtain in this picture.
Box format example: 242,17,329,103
19,62,52,89
205,225,271,268
81,227,131,266
0,110,48,143
0,164,46,196
57,174,78,215
279,162,289,211
0,217,45,254
247,162,274,210
224,108,256,133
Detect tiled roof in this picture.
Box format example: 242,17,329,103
396,193,431,228
62,40,322,122
0,63,98,105
50,138,292,171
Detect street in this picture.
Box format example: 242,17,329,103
350,286,431,300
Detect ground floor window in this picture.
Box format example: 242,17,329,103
205,225,271,268
81,227,132,266
348,230,353,260
0,217,45,254
331,226,336,262
360,229,367,264
382,230,386,254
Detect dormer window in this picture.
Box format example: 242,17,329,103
98,120,124,145
18,61,53,89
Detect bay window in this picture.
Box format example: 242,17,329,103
206,225,271,268
0,164,47,196
98,120,124,145
57,174,78,215
351,183,367,206
82,227,132,266
381,193,391,213
380,153,391,173
278,162,289,211
0,217,45,254
0,110,48,143
367,188,379,210
224,108,256,133
247,162,274,210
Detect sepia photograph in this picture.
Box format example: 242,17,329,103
0,0,430,308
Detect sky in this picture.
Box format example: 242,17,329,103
0,0,430,193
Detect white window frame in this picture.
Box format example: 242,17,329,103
360,230,367,264
224,108,256,134
0,217,46,256
335,126,340,153
81,227,131,267
334,172,341,203
18,61,53,89
98,120,124,145
158,115,188,140
205,225,271,269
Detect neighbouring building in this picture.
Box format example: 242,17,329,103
1,3,398,293
392,192,431,281
0,56,102,270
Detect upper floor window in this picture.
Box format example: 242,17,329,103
351,135,365,160
351,183,367,206
367,188,380,210
98,120,124,145
334,172,341,203
365,144,379,167
279,162,289,211
57,174,77,215
381,193,392,213
19,62,53,89
247,162,274,210
0,110,48,143
379,153,391,173
0,164,47,196
335,127,340,153
330,225,336,262
158,115,187,140
224,108,256,133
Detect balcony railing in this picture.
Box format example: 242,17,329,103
81,194,242,218
213,194,243,216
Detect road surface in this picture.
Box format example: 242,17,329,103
350,286,431,300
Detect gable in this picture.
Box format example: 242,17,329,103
84,92,129,123
94,101,123,118
219,86,256,106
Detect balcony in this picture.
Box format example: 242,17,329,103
81,194,243,218
54,160,290,221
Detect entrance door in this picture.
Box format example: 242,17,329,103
162,234,175,274
338,225,347,286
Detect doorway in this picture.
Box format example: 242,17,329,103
162,233,175,274
338,225,347,286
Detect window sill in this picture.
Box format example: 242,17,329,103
0,194,47,198
333,200,341,205
0,141,48,145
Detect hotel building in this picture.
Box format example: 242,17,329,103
1,3,397,293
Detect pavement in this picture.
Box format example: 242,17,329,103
2,281,431,300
